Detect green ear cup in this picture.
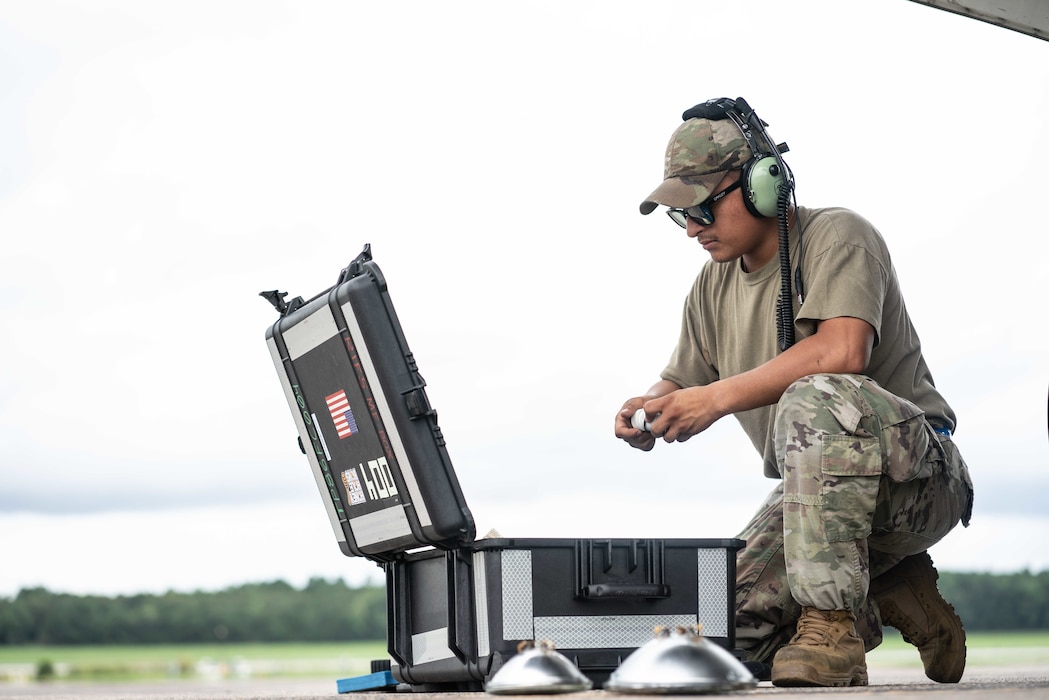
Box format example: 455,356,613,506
745,156,788,218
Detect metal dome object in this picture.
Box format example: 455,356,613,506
485,640,593,695
605,625,757,694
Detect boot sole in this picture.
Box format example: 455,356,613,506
772,662,869,687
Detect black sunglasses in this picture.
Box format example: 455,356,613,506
666,180,742,228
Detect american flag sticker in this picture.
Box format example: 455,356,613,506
325,390,359,439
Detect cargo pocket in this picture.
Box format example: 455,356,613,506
884,418,941,483
821,434,882,543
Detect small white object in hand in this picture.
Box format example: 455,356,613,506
630,408,652,432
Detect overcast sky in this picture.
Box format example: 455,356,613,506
2,1,1047,598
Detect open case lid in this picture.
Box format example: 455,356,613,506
264,245,475,562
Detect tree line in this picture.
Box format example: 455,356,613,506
1,570,1046,645
0,578,385,645
938,569,1049,630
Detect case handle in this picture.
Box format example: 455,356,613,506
575,539,671,600
581,583,671,599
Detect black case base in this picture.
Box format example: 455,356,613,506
385,537,745,689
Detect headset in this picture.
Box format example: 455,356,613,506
681,97,803,350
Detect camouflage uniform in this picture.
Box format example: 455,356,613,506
734,373,974,664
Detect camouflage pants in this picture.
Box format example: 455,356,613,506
734,374,973,665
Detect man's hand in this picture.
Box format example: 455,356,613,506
642,385,725,443
615,399,657,451
615,379,682,451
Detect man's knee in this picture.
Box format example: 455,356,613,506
776,373,867,440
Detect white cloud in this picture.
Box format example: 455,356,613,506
1,0,1047,598
0,504,385,597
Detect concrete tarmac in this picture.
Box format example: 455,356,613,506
2,664,1048,700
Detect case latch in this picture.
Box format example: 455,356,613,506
404,386,434,418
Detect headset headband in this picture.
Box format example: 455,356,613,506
682,97,788,179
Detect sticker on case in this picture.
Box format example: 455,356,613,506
325,389,360,439
342,467,367,505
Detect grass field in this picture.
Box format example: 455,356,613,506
0,641,386,682
869,630,1049,669
0,633,1046,684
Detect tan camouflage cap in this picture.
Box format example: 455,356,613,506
639,117,752,214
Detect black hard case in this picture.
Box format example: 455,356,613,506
263,247,744,690
388,537,744,689
264,247,475,560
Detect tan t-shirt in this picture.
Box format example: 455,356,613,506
661,206,956,478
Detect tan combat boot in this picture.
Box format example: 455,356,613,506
771,608,868,687
870,551,966,683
